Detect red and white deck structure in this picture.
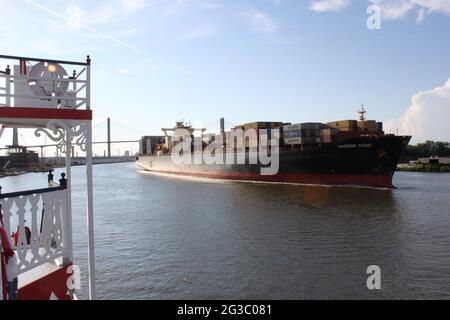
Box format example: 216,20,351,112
0,54,95,300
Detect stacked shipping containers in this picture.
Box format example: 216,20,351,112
327,120,358,131
283,123,323,145
146,119,385,152
320,127,339,143
357,120,378,132
139,136,165,155
233,121,283,148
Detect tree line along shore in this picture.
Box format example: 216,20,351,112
398,141,450,173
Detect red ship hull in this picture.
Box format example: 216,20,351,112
139,169,393,188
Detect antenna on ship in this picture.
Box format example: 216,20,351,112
358,104,366,122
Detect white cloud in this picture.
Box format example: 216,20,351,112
65,3,122,26
122,0,148,13
369,0,450,22
370,0,415,19
416,8,427,23
309,0,450,21
385,78,450,142
310,0,351,12
247,11,278,34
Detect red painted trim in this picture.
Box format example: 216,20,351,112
19,264,72,300
144,169,393,188
1,254,7,300
0,107,92,120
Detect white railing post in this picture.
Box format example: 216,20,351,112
64,134,73,263
86,56,91,111
71,70,77,109
86,121,95,300
85,56,96,300
5,65,11,106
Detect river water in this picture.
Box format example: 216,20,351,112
1,163,449,299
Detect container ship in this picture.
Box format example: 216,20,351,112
136,108,411,188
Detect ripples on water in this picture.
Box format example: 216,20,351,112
1,163,450,299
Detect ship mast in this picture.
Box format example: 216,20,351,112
358,104,366,122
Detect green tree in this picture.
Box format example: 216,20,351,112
400,140,450,163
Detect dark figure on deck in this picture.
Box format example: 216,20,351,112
13,222,31,247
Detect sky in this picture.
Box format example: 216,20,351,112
1,0,450,156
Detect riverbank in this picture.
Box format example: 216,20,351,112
0,156,136,178
0,170,27,178
42,156,135,167
397,163,450,173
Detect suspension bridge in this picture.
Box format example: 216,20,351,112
0,117,143,171
1,117,141,157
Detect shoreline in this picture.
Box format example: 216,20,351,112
0,160,135,178
397,163,450,173
3,163,449,179
0,171,27,178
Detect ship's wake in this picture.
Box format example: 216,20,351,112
137,168,392,191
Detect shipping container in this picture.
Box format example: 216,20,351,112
283,129,302,139
377,122,383,132
284,137,320,145
327,120,358,131
139,136,165,155
284,122,323,130
358,120,379,132
284,129,319,138
321,128,339,136
237,121,283,131
283,123,324,142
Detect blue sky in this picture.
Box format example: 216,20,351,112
1,0,450,154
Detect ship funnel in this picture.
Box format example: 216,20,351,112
13,127,19,146
220,117,225,133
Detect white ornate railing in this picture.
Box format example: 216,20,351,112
0,186,68,275
0,74,87,108
0,54,90,110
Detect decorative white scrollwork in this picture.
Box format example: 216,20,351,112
34,120,87,155
70,121,87,152
35,123,66,154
